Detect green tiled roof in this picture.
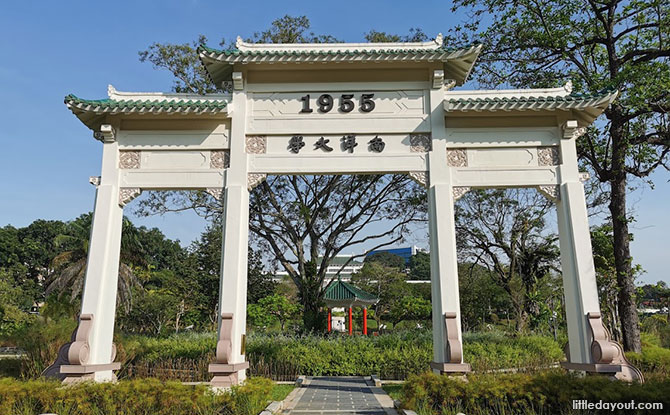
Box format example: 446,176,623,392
64,94,229,130
65,95,228,113
198,44,475,57
444,91,618,112
324,279,378,307
198,43,482,87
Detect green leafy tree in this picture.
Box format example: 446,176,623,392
451,0,670,352
389,296,432,327
408,252,431,280
0,269,34,337
45,214,145,312
256,294,300,331
458,262,512,331
365,252,406,270
456,189,560,331
351,262,407,330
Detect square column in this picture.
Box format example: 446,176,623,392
56,135,123,382
556,180,601,365
427,83,470,373
209,72,251,388
556,134,602,367
210,183,250,387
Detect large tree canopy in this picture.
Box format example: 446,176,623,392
135,16,428,331
450,0,670,352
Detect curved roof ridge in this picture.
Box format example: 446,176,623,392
234,33,444,53
106,84,231,102
445,81,574,101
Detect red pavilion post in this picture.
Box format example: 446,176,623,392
363,307,368,335
348,307,353,335
327,309,332,332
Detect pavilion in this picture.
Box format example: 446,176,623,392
324,279,379,335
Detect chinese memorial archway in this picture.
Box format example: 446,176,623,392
47,34,642,386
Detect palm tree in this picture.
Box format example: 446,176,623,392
45,214,145,312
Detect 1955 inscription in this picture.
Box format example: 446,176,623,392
299,93,375,114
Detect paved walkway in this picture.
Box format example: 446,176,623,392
283,376,395,415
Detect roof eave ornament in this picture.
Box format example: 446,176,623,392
93,124,116,143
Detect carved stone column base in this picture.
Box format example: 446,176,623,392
209,362,250,388
430,362,472,373
60,362,121,384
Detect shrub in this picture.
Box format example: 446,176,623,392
400,371,670,415
7,317,76,379
627,333,670,379
115,330,565,381
0,376,274,415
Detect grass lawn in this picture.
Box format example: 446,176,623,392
270,383,295,401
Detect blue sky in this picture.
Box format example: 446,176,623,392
0,1,668,285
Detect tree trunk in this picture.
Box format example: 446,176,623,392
609,114,641,352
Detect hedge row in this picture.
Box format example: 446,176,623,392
400,371,670,415
118,330,564,380
0,376,274,415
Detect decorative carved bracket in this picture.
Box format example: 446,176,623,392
432,70,444,89
119,188,142,207
42,314,120,382
209,312,249,388
232,72,244,90
206,188,223,200
409,171,428,188
562,120,586,140
586,312,644,382
538,185,560,201
93,124,116,143
453,186,470,200
68,314,93,365
216,313,234,364
248,173,267,191
89,176,101,187
444,312,462,363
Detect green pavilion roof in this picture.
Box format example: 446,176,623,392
324,279,379,307
64,86,230,130
198,35,482,87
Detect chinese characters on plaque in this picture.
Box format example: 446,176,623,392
288,134,386,154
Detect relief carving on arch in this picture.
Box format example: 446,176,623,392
210,150,230,169
119,188,142,207
538,147,560,166
447,149,467,167
119,151,141,169
246,136,267,154
410,134,432,152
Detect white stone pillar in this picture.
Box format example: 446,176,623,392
77,133,124,381
556,129,601,365
210,72,251,387
427,79,469,373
